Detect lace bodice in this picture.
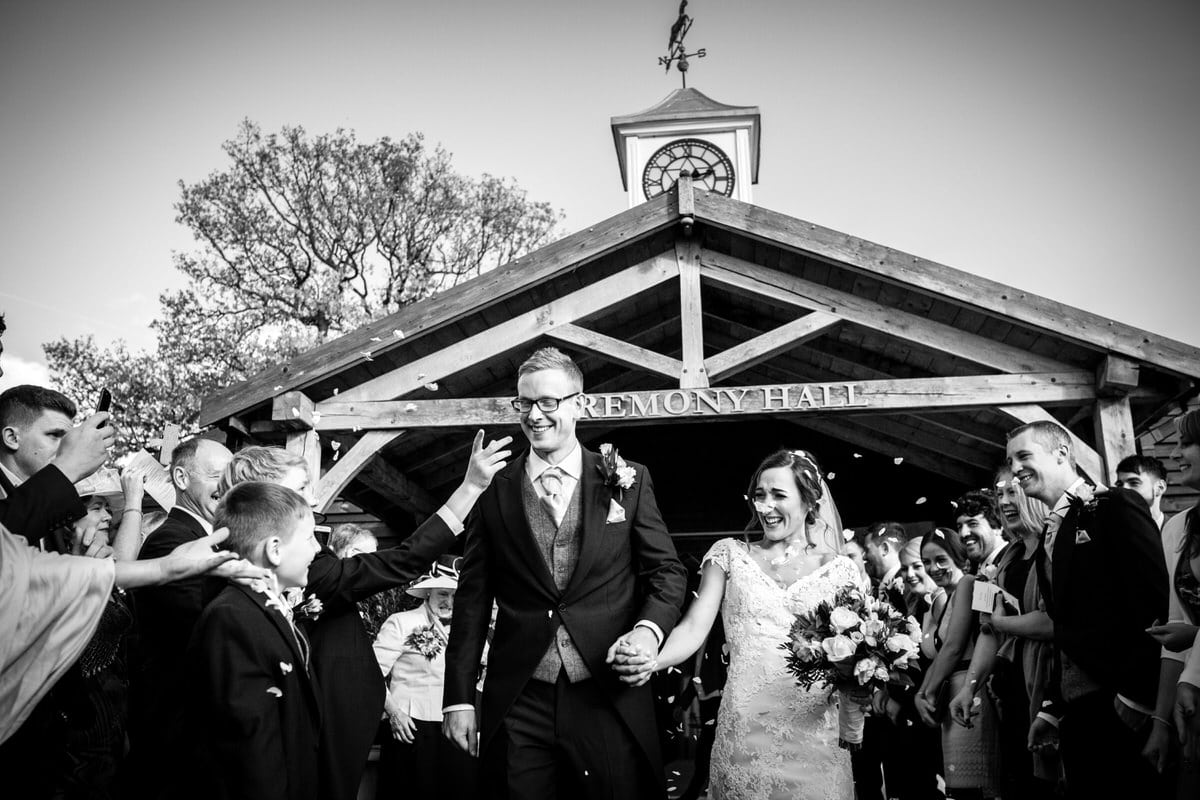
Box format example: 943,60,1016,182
700,538,857,799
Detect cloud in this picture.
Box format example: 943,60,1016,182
0,353,55,392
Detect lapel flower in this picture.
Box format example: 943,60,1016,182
405,624,447,660
597,443,636,500
289,592,324,623
979,563,999,582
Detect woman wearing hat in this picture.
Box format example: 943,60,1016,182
373,555,477,800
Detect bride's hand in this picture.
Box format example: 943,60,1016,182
607,640,656,686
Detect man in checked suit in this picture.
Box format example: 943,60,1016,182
1007,420,1167,800
443,347,687,799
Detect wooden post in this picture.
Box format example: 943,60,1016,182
676,239,708,388
314,430,405,512
1093,395,1136,484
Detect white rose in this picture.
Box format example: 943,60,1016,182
874,665,891,682
884,634,918,669
829,607,862,634
862,618,888,646
822,635,857,663
599,443,613,458
853,657,880,685
849,630,865,644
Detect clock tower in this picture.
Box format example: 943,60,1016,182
610,87,760,207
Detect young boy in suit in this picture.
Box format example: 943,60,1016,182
171,481,322,800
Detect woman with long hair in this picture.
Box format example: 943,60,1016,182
913,526,999,799
613,448,857,799
1148,408,1200,796
947,466,1056,798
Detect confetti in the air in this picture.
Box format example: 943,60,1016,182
424,382,439,391
393,329,405,339
893,457,904,465
370,337,381,342
915,496,927,505
826,472,836,480
360,351,374,361
853,453,863,459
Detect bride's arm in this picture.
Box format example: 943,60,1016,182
610,561,727,685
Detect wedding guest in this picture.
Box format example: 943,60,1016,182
328,522,378,558
948,466,1056,800
1177,629,1200,762
1145,410,1200,796
955,491,1006,576
1116,454,1168,529
373,556,475,800
221,436,510,800
843,529,871,585
126,437,234,798
1008,420,1167,800
0,385,114,543
914,526,999,799
899,536,943,619
855,522,933,800
168,482,323,800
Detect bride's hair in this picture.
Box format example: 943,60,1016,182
744,449,825,535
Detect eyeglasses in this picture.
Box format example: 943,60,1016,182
510,392,582,413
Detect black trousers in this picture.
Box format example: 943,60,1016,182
376,719,477,800
851,713,943,800
1060,692,1165,800
497,673,652,800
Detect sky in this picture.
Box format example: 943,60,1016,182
2,0,1199,395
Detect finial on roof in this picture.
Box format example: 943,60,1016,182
658,0,706,88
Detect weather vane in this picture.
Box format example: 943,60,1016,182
659,0,706,88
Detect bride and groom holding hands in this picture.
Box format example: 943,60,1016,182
445,347,857,800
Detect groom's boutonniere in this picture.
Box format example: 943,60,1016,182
597,443,637,500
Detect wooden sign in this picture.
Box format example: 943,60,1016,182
313,371,1107,431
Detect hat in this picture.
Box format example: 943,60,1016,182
74,468,125,518
406,555,461,598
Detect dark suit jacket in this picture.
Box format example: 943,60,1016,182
1042,487,1167,709
0,464,85,544
172,583,321,800
301,513,456,800
129,508,213,749
444,448,686,773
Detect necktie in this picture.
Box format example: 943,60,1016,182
538,466,567,525
1043,510,1065,559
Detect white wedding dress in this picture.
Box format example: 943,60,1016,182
702,538,857,800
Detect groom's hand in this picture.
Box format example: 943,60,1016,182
606,628,658,686
443,709,478,757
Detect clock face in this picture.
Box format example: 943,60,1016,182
642,138,735,200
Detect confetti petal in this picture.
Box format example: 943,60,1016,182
360,351,374,361
330,441,341,450
279,661,293,674
393,329,405,339
266,687,283,698
853,452,863,459
424,382,439,391
370,336,382,342
273,385,283,392
826,472,836,480
404,403,418,413
893,457,904,465
915,496,927,505
332,387,340,395
291,407,300,417
311,411,321,424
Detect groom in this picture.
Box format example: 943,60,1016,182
443,347,686,799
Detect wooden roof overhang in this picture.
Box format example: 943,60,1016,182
199,177,1200,532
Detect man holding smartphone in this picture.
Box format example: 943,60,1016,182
0,385,116,544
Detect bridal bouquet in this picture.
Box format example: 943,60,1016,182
781,584,922,749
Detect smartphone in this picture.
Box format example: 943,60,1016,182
97,388,112,427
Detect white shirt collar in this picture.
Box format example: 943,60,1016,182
525,441,582,483
982,541,1007,568
0,460,26,489
1052,477,1088,517
173,504,214,535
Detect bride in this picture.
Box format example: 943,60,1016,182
612,449,858,799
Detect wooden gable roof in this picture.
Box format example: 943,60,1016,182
200,179,1200,532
